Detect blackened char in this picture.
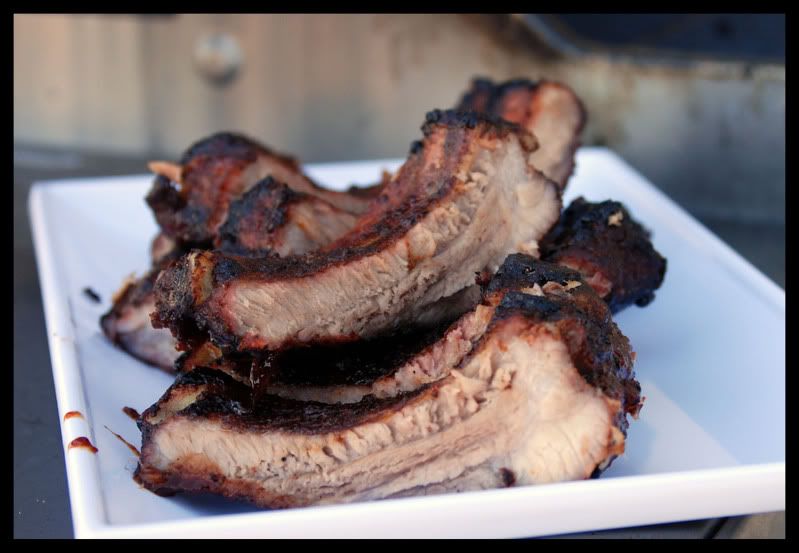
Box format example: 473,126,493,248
254,255,639,413
146,132,370,244
135,255,640,508
103,176,358,371
214,177,357,257
455,77,587,189
540,197,667,312
152,110,561,352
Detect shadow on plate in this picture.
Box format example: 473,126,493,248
168,492,265,516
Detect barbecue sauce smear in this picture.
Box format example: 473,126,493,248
122,406,141,421
68,437,98,453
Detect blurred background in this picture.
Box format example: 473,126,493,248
14,14,784,538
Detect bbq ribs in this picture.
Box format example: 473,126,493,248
135,255,641,508
152,110,562,351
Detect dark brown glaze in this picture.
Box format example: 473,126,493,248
256,318,458,388
485,254,640,424
146,132,370,244
455,77,587,188
456,77,542,117
540,197,667,313
499,468,516,487
82,288,101,303
140,368,433,437
63,411,84,421
68,437,98,453
176,323,448,388
149,255,639,424
214,177,305,256
496,293,639,428
104,426,141,457
169,255,637,418
133,461,305,507
136,255,640,505
122,407,141,421
146,133,303,243
212,176,357,259
484,252,585,297
175,341,253,384
103,269,158,323
172,312,466,401
152,110,536,351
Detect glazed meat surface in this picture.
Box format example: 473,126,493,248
455,77,587,189
152,110,562,351
102,177,359,371
135,255,641,508
146,132,371,244
540,197,667,312
213,177,358,257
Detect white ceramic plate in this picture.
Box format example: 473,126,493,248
28,148,785,538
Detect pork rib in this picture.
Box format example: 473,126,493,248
455,77,587,189
540,197,667,312
152,110,562,351
146,132,371,244
101,265,184,370
214,177,358,257
135,255,641,508
102,177,359,371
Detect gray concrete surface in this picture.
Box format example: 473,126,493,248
13,145,784,538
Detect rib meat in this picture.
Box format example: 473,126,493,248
455,77,587,189
135,255,641,508
102,178,359,371
214,177,357,257
152,110,562,351
101,264,185,371
540,197,667,312
146,132,371,244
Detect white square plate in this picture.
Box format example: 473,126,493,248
29,148,785,538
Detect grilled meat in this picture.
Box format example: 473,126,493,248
102,177,360,371
145,132,371,244
152,110,562,352
540,197,667,312
214,177,358,257
101,266,183,370
455,77,587,189
135,255,641,508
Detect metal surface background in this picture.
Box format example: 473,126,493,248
14,14,784,225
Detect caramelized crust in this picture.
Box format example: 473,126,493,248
173,256,639,419
145,132,370,244
540,197,667,312
455,77,587,189
214,177,358,257
136,255,640,508
152,110,561,351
